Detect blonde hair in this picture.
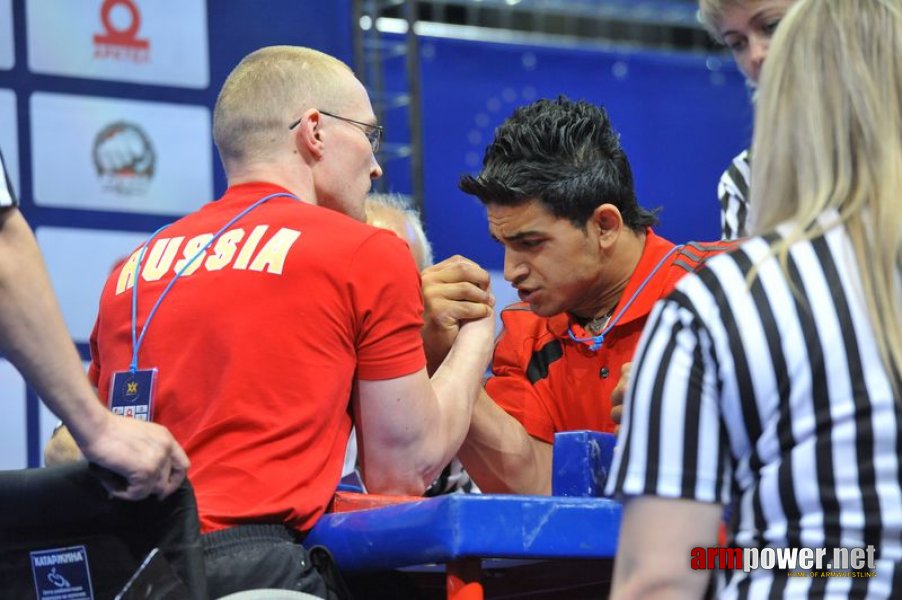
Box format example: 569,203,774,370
697,0,746,41
213,46,354,173
750,0,902,392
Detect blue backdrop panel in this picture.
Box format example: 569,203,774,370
208,0,355,194
417,36,753,269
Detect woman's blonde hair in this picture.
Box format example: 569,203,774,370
750,0,902,391
212,46,354,173
697,0,746,41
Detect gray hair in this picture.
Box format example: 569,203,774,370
365,193,433,270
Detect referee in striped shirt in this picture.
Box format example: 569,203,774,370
607,0,902,597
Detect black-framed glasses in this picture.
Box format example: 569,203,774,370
288,110,383,153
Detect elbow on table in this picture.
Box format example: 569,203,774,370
360,462,432,497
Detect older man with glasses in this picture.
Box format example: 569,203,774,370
45,45,495,599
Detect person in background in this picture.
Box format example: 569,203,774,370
698,0,797,239
421,97,734,495
609,0,902,596
365,193,433,271
45,45,495,598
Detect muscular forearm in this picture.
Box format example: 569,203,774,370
457,390,553,495
422,324,454,376
358,318,494,496
0,209,109,446
419,323,494,485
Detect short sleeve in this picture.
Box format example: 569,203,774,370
349,231,426,381
606,293,732,504
0,148,18,208
717,149,750,241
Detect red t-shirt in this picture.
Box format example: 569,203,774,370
485,230,735,443
89,182,425,533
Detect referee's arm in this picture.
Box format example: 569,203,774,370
611,496,721,599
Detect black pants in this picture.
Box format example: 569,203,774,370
202,524,329,598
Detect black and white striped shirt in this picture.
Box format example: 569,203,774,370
608,217,902,598
718,149,750,241
0,148,18,208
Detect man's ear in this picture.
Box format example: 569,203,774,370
294,109,325,160
590,204,624,249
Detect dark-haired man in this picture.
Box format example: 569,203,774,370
423,97,734,495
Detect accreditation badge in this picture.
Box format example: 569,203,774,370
109,368,158,421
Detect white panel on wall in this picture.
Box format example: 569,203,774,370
31,93,212,215
0,89,18,195
0,0,13,70
26,0,209,88
0,360,27,469
36,227,149,341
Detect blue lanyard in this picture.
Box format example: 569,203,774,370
567,244,684,352
128,192,298,373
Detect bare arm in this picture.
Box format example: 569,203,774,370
355,309,495,495
421,255,554,494
461,363,627,494
0,207,188,499
611,496,721,600
456,390,553,495
420,252,557,494
421,255,493,374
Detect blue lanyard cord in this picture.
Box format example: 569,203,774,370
567,244,685,352
131,222,172,371
128,192,298,372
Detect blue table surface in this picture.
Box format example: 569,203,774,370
305,493,623,572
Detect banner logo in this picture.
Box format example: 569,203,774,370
92,121,155,196
691,544,877,577
93,0,149,63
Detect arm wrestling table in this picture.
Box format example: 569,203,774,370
306,431,621,600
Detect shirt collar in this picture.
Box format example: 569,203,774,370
219,181,295,204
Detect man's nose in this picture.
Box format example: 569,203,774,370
370,156,383,179
503,249,527,283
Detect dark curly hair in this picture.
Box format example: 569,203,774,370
459,97,657,231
